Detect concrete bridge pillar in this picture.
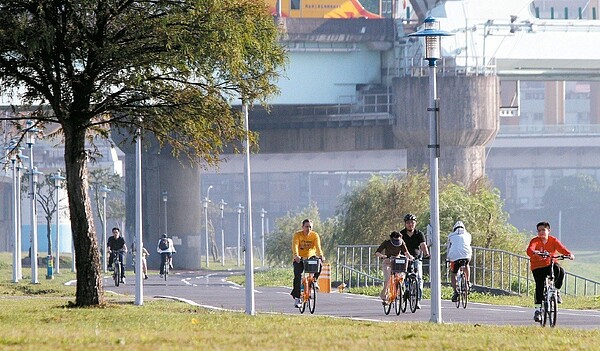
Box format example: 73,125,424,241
393,75,499,185
120,143,202,271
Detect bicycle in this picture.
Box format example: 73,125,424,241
298,258,320,314
109,250,124,287
161,253,170,281
402,258,420,313
455,260,469,309
382,255,407,316
535,252,568,327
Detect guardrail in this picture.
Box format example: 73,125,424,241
336,244,600,297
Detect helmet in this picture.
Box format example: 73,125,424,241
404,213,417,222
162,233,168,238
453,221,465,231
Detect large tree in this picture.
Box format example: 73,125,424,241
0,0,285,306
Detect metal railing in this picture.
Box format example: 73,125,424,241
336,244,600,297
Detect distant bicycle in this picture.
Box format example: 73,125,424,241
402,258,420,313
161,253,170,281
109,250,125,287
455,260,469,309
536,252,568,327
298,258,320,314
382,255,407,316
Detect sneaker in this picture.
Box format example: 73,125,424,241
144,275,148,280
556,292,562,304
108,266,114,272
159,274,163,278
382,301,389,306
169,263,173,269
451,292,459,302
120,278,126,284
313,281,320,290
416,302,422,309
533,308,542,322
294,298,302,308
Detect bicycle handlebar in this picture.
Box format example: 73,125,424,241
535,252,569,260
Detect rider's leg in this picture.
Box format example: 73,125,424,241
380,260,392,302
160,253,167,275
464,263,471,287
291,261,303,299
119,252,126,278
554,264,566,289
531,267,548,305
415,260,424,299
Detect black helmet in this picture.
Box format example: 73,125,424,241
404,213,417,222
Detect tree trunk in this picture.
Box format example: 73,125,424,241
63,125,104,306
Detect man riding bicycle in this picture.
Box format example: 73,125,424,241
447,221,472,303
399,213,430,309
107,227,128,283
526,221,574,322
157,233,176,277
375,231,412,305
291,219,324,308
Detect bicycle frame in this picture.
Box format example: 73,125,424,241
537,253,567,327
298,258,320,314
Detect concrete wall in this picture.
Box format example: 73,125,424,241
393,75,500,184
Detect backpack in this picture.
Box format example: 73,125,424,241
159,238,169,250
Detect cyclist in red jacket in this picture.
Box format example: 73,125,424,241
526,221,574,322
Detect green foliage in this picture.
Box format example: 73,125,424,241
333,170,526,255
265,203,334,266
542,173,600,211
0,0,286,306
334,170,430,245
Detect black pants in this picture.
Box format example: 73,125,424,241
160,252,172,275
532,263,565,304
291,258,322,299
108,251,126,278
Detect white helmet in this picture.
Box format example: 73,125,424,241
453,221,465,231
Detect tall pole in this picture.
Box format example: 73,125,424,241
51,170,65,274
236,203,243,266
162,191,168,235
16,153,24,279
204,185,213,268
242,102,255,315
99,185,110,273
135,125,144,305
220,199,227,266
26,120,41,284
260,208,267,267
10,151,18,282
408,17,450,324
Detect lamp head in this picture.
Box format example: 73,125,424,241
408,16,452,63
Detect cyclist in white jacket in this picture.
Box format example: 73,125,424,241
447,221,472,302
157,233,176,276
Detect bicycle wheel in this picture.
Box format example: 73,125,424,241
383,279,393,315
548,294,557,327
408,276,419,313
299,278,307,314
394,280,403,315
401,281,408,313
114,261,120,287
541,293,549,327
455,273,461,308
308,279,317,314
164,260,169,281
460,274,468,309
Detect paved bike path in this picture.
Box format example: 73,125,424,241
106,270,600,329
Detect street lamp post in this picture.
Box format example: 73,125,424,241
16,148,27,280
50,170,66,274
26,120,43,284
260,208,267,267
99,185,111,273
409,17,451,324
162,191,168,235
203,185,213,267
236,203,243,267
219,199,227,266
6,142,19,283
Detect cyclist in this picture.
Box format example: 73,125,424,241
157,233,176,277
291,219,324,308
400,213,430,309
526,221,574,322
447,220,472,303
131,241,150,280
107,227,128,283
375,231,412,305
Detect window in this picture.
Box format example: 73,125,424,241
291,0,300,10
